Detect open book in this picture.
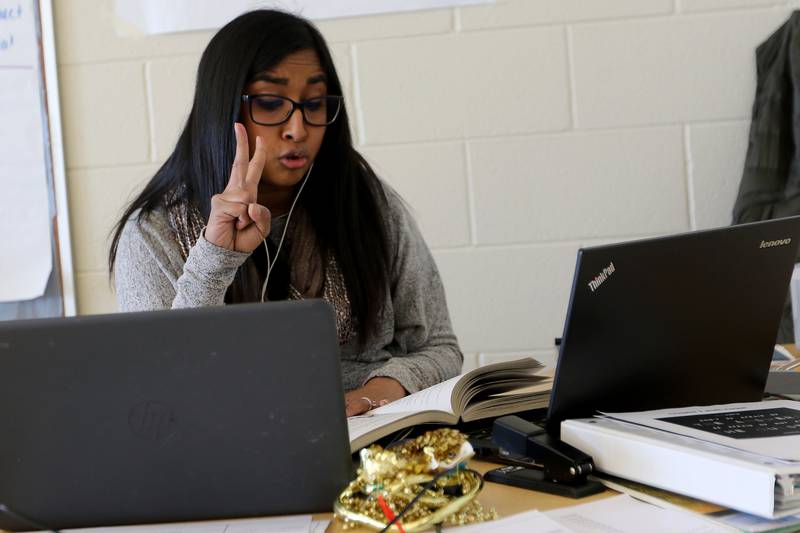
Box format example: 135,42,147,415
347,357,552,452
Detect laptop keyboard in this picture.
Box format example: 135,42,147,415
657,407,800,439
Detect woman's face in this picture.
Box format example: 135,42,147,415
241,49,328,197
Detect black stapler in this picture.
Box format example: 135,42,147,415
484,415,604,498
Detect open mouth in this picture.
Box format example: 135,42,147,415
279,152,308,169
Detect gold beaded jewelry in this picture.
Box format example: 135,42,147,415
334,428,498,531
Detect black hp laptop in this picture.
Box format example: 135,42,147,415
0,300,352,531
546,216,800,435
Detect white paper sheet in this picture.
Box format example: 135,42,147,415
602,400,800,462
0,0,53,302
114,0,493,35
441,509,575,532
546,495,731,533
716,510,800,532
63,515,312,533
309,520,329,533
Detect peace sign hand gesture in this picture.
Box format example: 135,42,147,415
205,123,272,253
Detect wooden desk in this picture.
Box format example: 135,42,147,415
322,460,615,532
324,348,800,530
8,348,795,532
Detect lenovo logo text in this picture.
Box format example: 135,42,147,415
759,238,792,249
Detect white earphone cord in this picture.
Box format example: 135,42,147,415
260,161,314,303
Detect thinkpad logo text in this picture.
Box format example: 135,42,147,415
588,262,616,293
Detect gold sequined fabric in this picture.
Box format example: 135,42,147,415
288,255,354,345
165,194,356,346
166,195,205,261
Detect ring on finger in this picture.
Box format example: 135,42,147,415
361,396,379,410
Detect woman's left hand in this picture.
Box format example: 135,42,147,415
345,377,408,417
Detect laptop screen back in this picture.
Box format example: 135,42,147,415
0,300,352,530
546,217,800,435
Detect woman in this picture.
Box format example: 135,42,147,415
109,9,462,416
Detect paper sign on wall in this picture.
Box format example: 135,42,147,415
115,0,493,35
0,0,53,302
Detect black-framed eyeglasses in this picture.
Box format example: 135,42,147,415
241,94,343,126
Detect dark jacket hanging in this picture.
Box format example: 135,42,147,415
733,11,800,343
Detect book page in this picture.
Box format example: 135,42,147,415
347,410,456,452
347,412,417,443
491,379,552,397
369,374,461,416
369,358,545,417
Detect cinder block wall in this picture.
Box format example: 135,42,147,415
55,0,798,370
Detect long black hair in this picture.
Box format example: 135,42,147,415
109,10,391,345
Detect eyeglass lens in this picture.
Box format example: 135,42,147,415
251,95,340,126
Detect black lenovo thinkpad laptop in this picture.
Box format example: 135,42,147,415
546,216,800,435
0,300,352,531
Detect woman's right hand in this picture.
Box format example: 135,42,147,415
205,123,271,253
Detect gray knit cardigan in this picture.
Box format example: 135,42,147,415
114,192,463,393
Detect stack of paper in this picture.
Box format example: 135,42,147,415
596,474,800,533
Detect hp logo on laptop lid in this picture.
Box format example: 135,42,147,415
128,401,178,445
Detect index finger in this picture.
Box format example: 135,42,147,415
226,123,249,190
243,135,266,192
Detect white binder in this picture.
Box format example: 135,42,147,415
561,404,800,519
